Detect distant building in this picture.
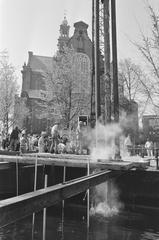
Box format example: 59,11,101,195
21,17,92,133
142,115,159,142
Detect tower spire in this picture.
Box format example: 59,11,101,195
57,15,70,51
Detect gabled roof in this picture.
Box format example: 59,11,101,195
27,52,54,72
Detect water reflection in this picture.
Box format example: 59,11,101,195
89,209,159,240
1,205,159,240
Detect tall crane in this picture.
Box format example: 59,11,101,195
92,0,119,124
92,0,121,158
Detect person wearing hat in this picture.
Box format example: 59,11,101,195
38,131,46,153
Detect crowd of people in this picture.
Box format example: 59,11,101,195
0,121,89,155
0,123,156,158
0,126,39,154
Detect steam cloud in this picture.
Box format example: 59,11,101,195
86,121,126,217
87,121,122,161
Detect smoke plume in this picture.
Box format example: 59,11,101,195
88,121,122,161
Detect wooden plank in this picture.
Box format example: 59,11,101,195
98,158,150,170
0,154,149,170
23,153,151,167
0,170,118,228
0,154,136,170
23,152,90,161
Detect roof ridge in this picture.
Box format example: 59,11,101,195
34,55,53,59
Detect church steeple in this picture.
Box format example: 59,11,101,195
57,16,70,51
60,16,70,37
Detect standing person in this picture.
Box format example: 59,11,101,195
44,134,49,152
33,135,39,151
50,123,60,154
145,139,153,157
10,126,20,151
20,131,29,154
38,131,46,153
76,121,83,154
3,134,10,150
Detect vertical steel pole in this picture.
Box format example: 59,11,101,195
111,0,119,123
103,0,111,123
95,0,101,120
91,0,95,119
111,0,121,159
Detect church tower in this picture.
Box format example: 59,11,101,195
57,16,70,51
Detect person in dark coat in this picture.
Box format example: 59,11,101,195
10,126,20,151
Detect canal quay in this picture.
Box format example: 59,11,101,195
0,152,157,230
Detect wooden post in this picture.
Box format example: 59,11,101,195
32,154,38,239
87,159,90,229
59,166,66,239
63,166,66,184
62,166,66,207
16,160,18,195
33,154,38,191
43,174,48,240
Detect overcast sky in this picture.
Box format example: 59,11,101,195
0,0,158,86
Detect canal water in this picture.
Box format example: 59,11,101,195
1,204,159,240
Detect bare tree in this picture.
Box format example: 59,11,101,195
33,97,56,132
119,58,153,120
13,95,29,129
0,51,19,134
134,3,159,111
119,59,147,101
41,46,91,129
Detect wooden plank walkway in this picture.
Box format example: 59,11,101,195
0,153,150,170
0,169,119,228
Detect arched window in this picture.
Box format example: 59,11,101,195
73,53,91,93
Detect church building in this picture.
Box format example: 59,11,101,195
21,17,93,133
